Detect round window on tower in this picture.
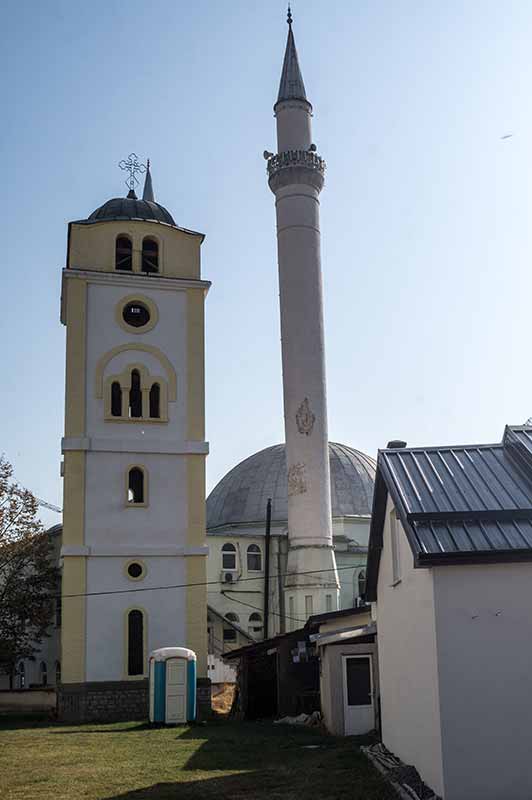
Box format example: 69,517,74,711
125,561,146,581
123,301,150,328
117,295,159,333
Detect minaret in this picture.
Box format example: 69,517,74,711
266,9,339,624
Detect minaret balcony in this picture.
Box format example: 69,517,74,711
266,149,326,193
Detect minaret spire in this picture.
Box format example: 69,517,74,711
277,6,307,105
142,158,155,203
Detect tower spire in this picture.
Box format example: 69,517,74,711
142,158,155,203
276,7,307,105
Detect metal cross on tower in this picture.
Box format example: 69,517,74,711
118,153,146,191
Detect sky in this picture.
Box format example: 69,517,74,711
2,0,532,528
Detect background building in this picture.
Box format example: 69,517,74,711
206,442,375,639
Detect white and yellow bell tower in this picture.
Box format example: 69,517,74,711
59,157,210,720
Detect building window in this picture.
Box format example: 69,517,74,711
249,612,263,635
225,612,239,623
126,561,146,581
129,370,142,418
390,510,401,584
247,544,262,572
127,609,145,676
222,543,237,571
128,467,145,505
149,383,160,419
223,628,237,643
288,596,295,632
358,570,367,601
18,662,25,689
305,595,313,617
141,238,159,273
40,661,48,687
111,382,122,417
122,301,151,329
115,236,133,271
55,661,61,685
55,590,62,627
326,594,332,612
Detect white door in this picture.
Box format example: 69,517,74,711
342,655,374,735
165,658,187,724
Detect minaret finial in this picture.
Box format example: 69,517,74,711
287,4,292,26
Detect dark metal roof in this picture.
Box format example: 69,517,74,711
206,442,376,529
366,426,532,600
276,24,308,106
87,196,176,226
305,604,371,631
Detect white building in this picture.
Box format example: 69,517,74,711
367,426,532,800
206,442,375,638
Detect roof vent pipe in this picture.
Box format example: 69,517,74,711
387,440,407,449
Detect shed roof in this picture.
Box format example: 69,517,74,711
366,425,532,600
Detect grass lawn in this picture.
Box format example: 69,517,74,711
0,715,396,800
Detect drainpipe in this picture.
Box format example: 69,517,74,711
264,498,272,639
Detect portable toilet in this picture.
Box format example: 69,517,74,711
149,647,197,724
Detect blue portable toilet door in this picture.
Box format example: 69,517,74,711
165,658,187,724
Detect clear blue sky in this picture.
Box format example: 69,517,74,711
2,0,532,527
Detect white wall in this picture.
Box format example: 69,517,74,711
375,497,444,797
86,556,186,681
434,563,532,800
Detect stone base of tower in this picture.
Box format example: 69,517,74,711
284,545,340,626
57,680,149,723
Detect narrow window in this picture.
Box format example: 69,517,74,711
128,467,144,504
127,610,144,676
55,590,62,627
40,661,48,687
18,662,25,689
223,627,237,643
358,570,367,601
326,594,333,612
129,370,142,418
115,236,132,271
111,382,122,417
55,661,61,685
288,596,295,632
247,544,262,572
149,383,160,419
390,510,401,584
141,238,159,273
222,543,236,570
305,595,313,617
248,612,263,635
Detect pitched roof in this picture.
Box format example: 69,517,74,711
366,426,532,600
276,23,308,106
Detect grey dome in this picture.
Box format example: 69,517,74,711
207,442,376,529
88,196,176,226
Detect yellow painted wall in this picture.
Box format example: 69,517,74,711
186,556,208,677
68,221,202,279
64,278,86,437
186,289,205,440
61,557,86,683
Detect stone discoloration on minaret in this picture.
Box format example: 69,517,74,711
267,15,339,624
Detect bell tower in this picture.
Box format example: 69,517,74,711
266,12,340,625
59,157,210,720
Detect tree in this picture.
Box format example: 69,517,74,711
0,456,59,688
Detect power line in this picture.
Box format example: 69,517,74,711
221,590,303,624
56,563,365,601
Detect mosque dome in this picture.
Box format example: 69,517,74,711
88,195,176,226
207,442,376,529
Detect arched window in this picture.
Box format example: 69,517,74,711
18,662,25,689
149,383,160,419
127,609,145,676
115,236,133,271
55,661,61,685
129,370,142,418
222,543,236,570
358,569,366,602
225,612,239,623
247,544,262,572
40,661,48,687
128,467,145,504
111,382,122,417
249,612,263,635
141,238,159,273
